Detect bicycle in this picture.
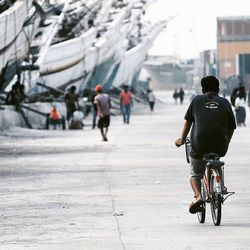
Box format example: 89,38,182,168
185,138,234,226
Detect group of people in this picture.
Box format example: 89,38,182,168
62,84,122,140
92,84,133,141
173,87,185,104
5,76,248,217
64,84,155,141
5,79,155,136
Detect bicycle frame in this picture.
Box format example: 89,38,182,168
203,165,222,196
197,155,224,225
185,138,234,225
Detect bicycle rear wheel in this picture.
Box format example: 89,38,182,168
210,172,222,226
197,180,206,223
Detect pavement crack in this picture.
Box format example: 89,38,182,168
103,145,126,250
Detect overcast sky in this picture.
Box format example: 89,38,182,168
144,0,250,59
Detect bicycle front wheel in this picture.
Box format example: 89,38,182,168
210,172,222,226
197,180,206,223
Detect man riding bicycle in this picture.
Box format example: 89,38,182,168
175,76,236,214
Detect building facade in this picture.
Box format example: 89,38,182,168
217,16,250,89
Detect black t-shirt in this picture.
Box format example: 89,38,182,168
185,93,236,159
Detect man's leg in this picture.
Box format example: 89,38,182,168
104,127,108,141
190,178,201,200
126,105,131,124
103,116,110,141
52,120,56,130
151,102,155,111
92,110,97,129
190,158,206,201
100,127,105,140
150,102,153,111
98,118,105,140
122,106,126,123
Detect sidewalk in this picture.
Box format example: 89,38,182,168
0,92,250,250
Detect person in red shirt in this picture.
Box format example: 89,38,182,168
50,105,61,129
120,85,133,124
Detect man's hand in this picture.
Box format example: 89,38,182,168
175,138,184,147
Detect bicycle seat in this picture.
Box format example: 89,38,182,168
206,160,225,168
203,153,220,161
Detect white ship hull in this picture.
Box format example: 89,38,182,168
113,21,166,88
37,28,97,90
1,0,166,96
0,0,33,73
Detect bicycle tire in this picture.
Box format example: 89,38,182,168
197,180,206,223
210,172,222,226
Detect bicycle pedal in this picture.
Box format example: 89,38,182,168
222,191,235,202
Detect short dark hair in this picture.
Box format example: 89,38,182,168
238,85,246,99
201,76,220,94
70,85,76,92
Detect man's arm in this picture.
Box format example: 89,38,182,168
175,120,192,147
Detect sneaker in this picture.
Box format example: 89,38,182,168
189,199,204,214
102,136,108,141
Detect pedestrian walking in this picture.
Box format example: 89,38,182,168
230,83,246,107
235,86,246,126
147,89,156,111
120,85,133,124
64,85,79,122
179,87,185,104
175,76,236,214
173,89,179,104
94,85,111,141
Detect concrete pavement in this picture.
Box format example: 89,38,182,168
0,91,250,250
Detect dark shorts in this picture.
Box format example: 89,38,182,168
190,157,206,180
98,115,110,128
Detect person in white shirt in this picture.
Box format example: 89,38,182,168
235,86,246,126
